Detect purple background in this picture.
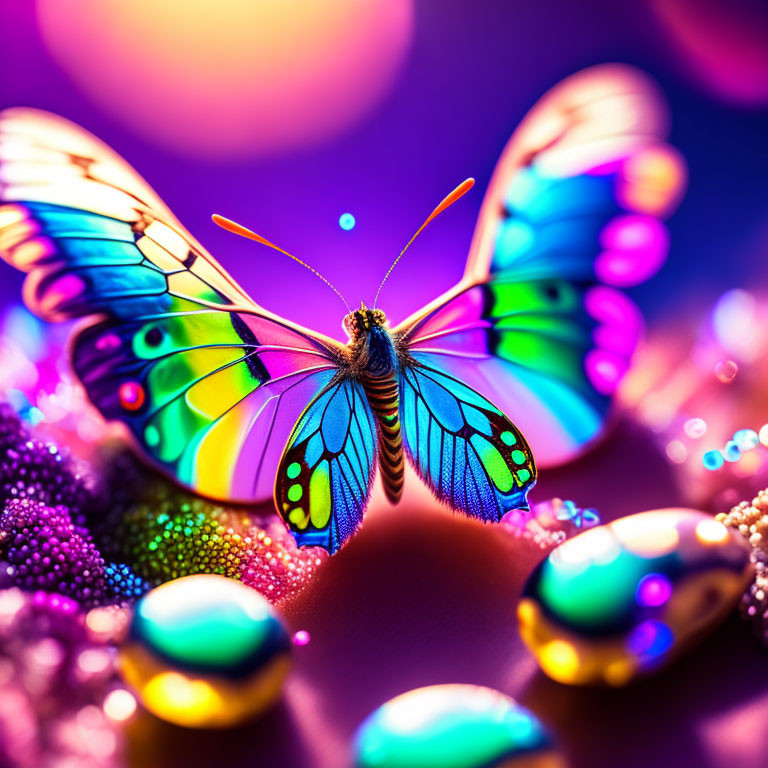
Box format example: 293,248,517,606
2,1,768,766
2,1,768,341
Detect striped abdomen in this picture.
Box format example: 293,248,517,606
363,370,404,505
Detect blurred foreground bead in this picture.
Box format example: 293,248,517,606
119,574,291,728
519,509,752,686
0,588,128,767
353,684,563,768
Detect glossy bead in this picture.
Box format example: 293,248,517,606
518,509,752,686
352,684,563,768
119,574,291,727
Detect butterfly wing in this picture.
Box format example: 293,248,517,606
399,360,536,520
275,375,378,552
0,107,345,503
394,64,687,467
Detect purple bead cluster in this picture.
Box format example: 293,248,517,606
741,548,768,642
0,403,93,521
501,498,601,551
0,405,149,606
1,498,106,607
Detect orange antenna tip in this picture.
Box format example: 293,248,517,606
212,214,274,249
373,177,475,307
212,213,350,312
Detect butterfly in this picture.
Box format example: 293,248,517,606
0,64,685,553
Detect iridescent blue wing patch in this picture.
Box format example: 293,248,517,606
276,376,378,552
399,362,536,521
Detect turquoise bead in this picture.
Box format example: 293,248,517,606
120,574,291,727
353,684,563,768
519,509,752,685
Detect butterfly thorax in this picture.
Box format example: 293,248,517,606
343,305,404,504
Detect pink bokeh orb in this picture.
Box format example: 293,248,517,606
651,0,768,106
37,0,414,158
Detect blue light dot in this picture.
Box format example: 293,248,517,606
627,619,674,658
702,450,724,471
339,213,356,231
734,428,759,451
723,440,741,462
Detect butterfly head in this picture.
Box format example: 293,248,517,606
343,301,387,340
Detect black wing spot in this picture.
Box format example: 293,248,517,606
230,313,269,383
145,326,164,347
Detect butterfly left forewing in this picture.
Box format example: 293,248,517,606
275,376,378,552
399,361,535,521
0,108,347,503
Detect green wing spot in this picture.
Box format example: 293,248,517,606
287,462,301,479
517,469,531,484
309,460,332,528
144,424,161,447
289,508,307,527
511,450,527,465
470,435,513,493
500,430,517,446
288,484,303,502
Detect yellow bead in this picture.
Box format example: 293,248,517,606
119,574,291,728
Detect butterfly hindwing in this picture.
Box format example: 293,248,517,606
399,362,536,521
276,375,378,552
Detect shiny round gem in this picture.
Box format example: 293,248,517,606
119,574,291,728
519,509,752,686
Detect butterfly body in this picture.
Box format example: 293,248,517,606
345,304,405,505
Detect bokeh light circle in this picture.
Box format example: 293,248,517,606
650,0,768,106
37,0,414,158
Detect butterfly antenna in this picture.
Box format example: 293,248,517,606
212,214,351,312
373,178,475,308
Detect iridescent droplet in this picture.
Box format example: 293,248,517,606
714,360,738,383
